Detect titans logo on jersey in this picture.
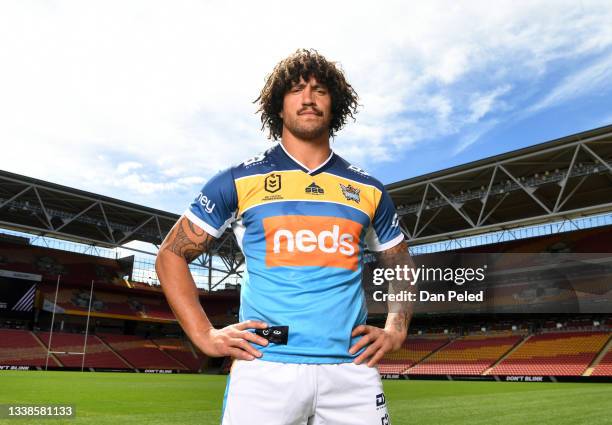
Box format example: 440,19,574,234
184,143,404,363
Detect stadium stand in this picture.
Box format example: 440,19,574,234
378,336,450,374
38,284,176,322
0,240,132,287
0,329,57,367
489,331,611,376
406,334,524,375
36,331,128,369
153,338,206,372
98,333,187,370
454,222,612,255
591,345,612,376
38,282,235,325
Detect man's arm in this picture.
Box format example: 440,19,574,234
155,216,268,360
349,240,415,367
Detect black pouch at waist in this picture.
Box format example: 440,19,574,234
255,326,289,345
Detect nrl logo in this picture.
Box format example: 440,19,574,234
339,183,360,203
265,173,282,193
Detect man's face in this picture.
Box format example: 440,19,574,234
280,76,332,141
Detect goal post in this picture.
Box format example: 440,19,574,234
45,277,95,372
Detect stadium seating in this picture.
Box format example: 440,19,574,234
0,240,131,286
588,344,612,376
36,331,128,369
0,329,53,366
153,338,205,372
489,331,610,376
98,333,186,370
38,286,177,322
139,301,176,321
377,336,450,374
406,334,523,375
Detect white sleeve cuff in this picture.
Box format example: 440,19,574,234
368,233,405,252
183,209,224,238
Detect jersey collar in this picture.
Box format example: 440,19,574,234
278,142,335,175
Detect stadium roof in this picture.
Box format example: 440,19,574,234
2,124,611,260
0,168,176,248
388,124,612,245
0,169,243,285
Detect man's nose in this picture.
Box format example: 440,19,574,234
301,86,314,104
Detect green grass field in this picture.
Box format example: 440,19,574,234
0,371,610,425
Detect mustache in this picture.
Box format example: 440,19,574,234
298,107,323,115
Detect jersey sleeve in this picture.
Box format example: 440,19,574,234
365,186,404,251
183,168,238,238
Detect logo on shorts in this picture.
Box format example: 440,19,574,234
265,173,282,193
376,393,386,408
339,183,360,203
381,413,390,425
262,215,362,270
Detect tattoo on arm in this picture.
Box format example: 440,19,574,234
392,313,406,332
164,218,214,263
377,241,414,333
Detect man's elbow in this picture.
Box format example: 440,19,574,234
155,249,189,286
155,250,169,286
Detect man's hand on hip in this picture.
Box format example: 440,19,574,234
348,325,406,367
195,320,270,361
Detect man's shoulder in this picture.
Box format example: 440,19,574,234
330,154,385,191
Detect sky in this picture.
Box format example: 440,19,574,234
1,0,612,216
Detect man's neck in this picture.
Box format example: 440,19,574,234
280,132,331,172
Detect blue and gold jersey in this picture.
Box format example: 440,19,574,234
185,143,403,363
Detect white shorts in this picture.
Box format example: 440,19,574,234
221,359,390,425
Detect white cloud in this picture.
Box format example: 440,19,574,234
468,86,512,123
0,1,611,212
116,162,143,175
527,53,612,113
453,119,500,155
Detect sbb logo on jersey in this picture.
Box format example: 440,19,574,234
263,215,362,270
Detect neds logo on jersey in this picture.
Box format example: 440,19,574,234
263,216,362,270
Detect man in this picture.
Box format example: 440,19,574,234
156,49,414,425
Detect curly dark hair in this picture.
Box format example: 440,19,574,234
255,48,359,140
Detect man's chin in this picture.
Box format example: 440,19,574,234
286,125,329,141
